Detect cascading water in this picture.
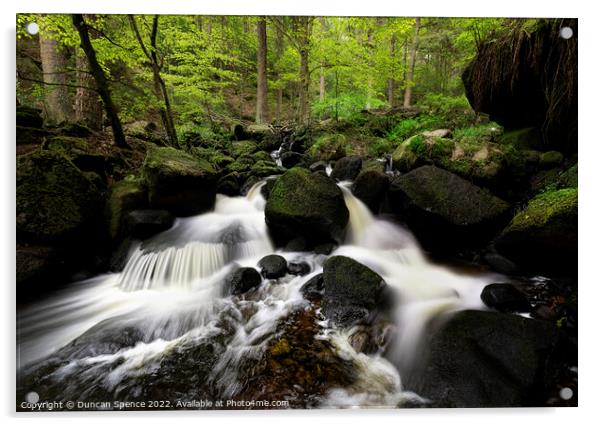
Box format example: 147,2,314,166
17,179,503,408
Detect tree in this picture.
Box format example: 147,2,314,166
39,29,72,124
255,17,269,124
72,14,128,148
403,17,421,108
129,15,179,148
74,15,102,130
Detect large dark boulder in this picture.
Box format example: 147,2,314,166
405,310,561,407
330,156,362,181
142,146,218,216
352,170,389,213
481,283,532,313
494,188,577,275
258,254,288,279
106,177,148,240
300,274,324,300
265,167,349,247
462,19,577,153
17,150,104,244
322,256,386,327
386,165,510,252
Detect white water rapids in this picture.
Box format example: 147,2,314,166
17,179,503,408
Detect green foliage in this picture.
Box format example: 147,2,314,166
417,93,476,128
367,138,393,158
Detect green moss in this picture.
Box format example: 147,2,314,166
508,188,577,233
252,151,273,162
231,140,259,158
107,176,147,239
499,127,543,150
47,136,92,155
144,146,216,178
558,164,578,188
191,147,234,169
308,133,349,162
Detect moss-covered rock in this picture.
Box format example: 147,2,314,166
252,150,273,163
191,147,235,169
322,256,387,327
106,176,148,240
540,151,564,168
307,133,349,162
386,165,510,251
265,167,349,247
231,140,259,158
249,160,286,178
352,170,389,213
558,164,577,188
498,127,544,150
142,146,217,216
16,150,104,244
330,155,362,181
494,188,577,274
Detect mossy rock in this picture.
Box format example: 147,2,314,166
106,176,148,240
252,150,273,163
386,165,510,252
392,134,454,171
307,133,349,162
191,147,234,169
231,140,260,158
16,126,50,146
47,136,92,155
540,151,564,168
558,164,577,188
142,146,217,216
225,156,255,174
249,160,286,178
16,150,103,244
495,188,577,275
265,167,349,247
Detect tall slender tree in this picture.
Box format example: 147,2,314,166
403,17,421,108
72,14,128,148
255,16,269,124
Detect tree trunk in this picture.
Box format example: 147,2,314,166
39,31,72,124
403,17,421,108
388,34,396,107
255,17,269,124
72,14,127,148
129,15,179,148
75,22,103,131
296,17,313,124
319,65,325,102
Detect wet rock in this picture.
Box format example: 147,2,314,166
314,243,336,255
107,177,148,240
330,155,362,181
480,283,532,313
216,173,240,196
300,274,324,300
258,254,288,279
352,170,389,213
386,165,510,252
494,188,577,275
287,261,310,276
227,267,263,295
281,151,304,168
142,146,217,216
406,310,561,407
322,256,386,326
284,237,308,252
125,209,175,239
265,167,349,247
482,251,519,275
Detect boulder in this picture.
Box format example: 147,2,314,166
231,140,259,158
386,165,510,251
125,210,174,240
480,283,532,313
216,173,241,196
330,156,362,181
405,310,561,407
540,151,564,168
142,146,217,216
352,170,389,213
422,129,452,138
281,151,304,168
107,177,148,240
309,161,328,173
265,168,349,247
226,267,263,295
322,256,386,326
494,188,577,275
17,150,104,244
258,254,288,279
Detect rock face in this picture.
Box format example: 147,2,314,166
280,151,304,168
330,156,362,181
405,310,561,407
17,150,104,244
386,165,510,251
494,188,577,275
265,167,349,247
322,256,386,326
352,170,389,213
300,274,324,300
258,254,288,279
480,283,531,313
142,146,217,216
107,177,148,240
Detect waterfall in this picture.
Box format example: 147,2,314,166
17,177,503,408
